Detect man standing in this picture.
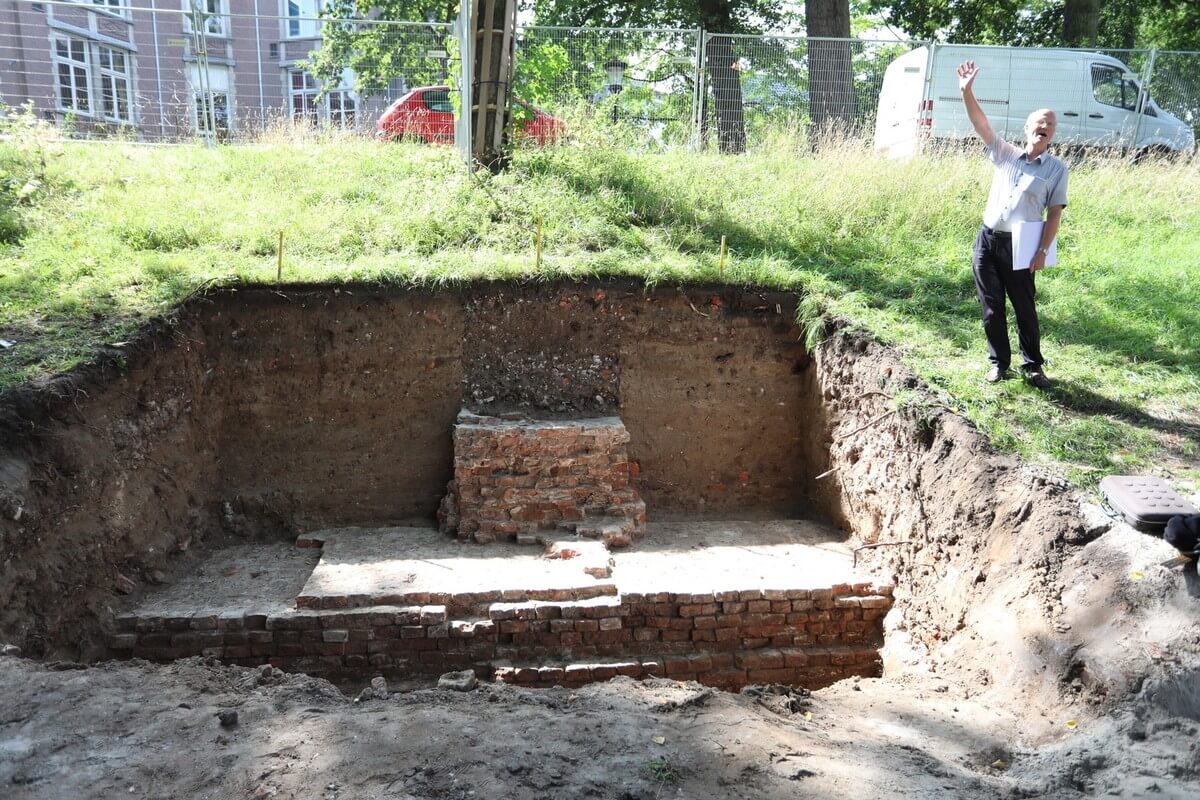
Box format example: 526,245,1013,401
958,59,1068,389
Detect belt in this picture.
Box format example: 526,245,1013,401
982,225,1011,238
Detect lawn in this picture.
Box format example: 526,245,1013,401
2,118,1198,489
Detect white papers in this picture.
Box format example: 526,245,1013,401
1013,220,1057,270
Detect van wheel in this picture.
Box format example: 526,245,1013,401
1132,145,1173,165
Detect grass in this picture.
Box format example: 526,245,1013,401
2,115,1199,489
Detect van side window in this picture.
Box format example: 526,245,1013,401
1091,65,1138,111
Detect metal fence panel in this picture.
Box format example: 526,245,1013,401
1,1,1198,155
699,34,912,151
512,25,700,146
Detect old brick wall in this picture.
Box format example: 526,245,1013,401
108,584,891,691
439,414,646,546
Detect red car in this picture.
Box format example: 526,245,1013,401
376,85,563,144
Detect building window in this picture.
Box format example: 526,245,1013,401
183,0,229,38
83,0,129,19
327,88,356,128
290,69,319,122
289,69,357,128
195,93,230,139
53,36,91,114
96,45,133,122
286,0,320,38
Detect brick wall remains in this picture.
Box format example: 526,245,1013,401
439,412,646,547
108,584,892,691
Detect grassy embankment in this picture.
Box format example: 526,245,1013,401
2,122,1198,489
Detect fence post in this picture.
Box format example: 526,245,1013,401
189,5,216,146
253,2,266,136
1133,48,1157,154
695,30,708,150
454,0,473,169
150,6,167,140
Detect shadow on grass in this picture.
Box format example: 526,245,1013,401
1045,377,1200,453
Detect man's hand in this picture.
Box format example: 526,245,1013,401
1030,251,1047,272
957,60,980,94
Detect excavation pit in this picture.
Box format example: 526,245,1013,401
2,281,938,692
110,521,892,690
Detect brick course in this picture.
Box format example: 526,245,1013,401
108,583,893,691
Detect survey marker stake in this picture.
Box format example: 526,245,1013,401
719,235,727,276
277,230,284,282
535,216,543,270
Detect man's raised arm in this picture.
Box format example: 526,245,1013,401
957,60,997,147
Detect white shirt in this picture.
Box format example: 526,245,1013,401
982,136,1069,232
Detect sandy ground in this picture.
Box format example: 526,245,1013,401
3,656,1197,800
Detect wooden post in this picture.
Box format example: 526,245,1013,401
277,230,284,282
718,235,727,277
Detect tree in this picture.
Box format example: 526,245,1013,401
864,0,1200,50
1062,0,1099,46
806,0,855,147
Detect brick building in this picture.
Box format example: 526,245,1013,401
0,0,400,140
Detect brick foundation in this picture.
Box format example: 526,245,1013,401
108,584,892,691
438,412,646,547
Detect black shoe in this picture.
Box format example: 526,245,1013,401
986,366,1009,383
1023,369,1052,390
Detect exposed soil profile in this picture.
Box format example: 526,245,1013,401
0,282,817,658
2,279,1199,797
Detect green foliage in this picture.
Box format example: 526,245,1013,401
865,0,1200,49
306,0,456,100
531,0,789,34
642,756,680,784
514,41,572,107
0,103,64,245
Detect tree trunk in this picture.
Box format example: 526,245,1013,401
471,0,516,171
1063,0,1101,47
806,0,855,149
705,35,747,154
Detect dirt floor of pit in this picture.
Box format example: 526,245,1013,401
2,656,1199,800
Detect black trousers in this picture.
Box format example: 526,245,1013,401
972,225,1044,372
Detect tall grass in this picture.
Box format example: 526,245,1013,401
1,117,1198,488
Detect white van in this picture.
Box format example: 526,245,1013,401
874,44,1195,159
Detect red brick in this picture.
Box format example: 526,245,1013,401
748,668,795,683
663,656,692,675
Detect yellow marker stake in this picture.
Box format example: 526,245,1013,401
718,235,727,276
535,217,543,270
277,230,284,282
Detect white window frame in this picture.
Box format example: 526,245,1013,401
73,0,130,21
188,63,232,139
289,69,320,122
52,34,93,116
285,0,321,39
182,0,230,38
326,86,356,129
95,44,134,123
288,68,357,129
